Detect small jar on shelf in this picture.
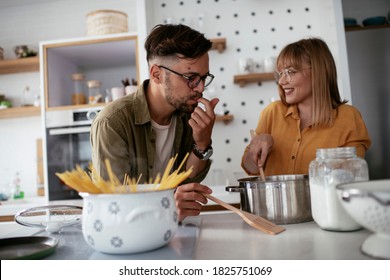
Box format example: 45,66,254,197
71,73,86,105
87,80,103,104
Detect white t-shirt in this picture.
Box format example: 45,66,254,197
151,116,177,177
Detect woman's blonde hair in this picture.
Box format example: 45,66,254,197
276,37,347,127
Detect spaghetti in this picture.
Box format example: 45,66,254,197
56,153,193,194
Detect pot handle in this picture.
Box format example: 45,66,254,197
225,186,242,193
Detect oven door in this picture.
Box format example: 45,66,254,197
46,125,91,200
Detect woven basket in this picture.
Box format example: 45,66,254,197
86,10,128,36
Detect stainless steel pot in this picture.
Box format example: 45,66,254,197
226,174,312,224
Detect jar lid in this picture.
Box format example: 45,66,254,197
71,73,85,81
86,80,101,88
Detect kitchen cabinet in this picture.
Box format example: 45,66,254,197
41,33,139,110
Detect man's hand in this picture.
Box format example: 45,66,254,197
189,97,219,150
174,183,212,222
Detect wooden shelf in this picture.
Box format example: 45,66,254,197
0,106,41,119
0,56,39,75
216,114,233,124
233,72,275,87
345,24,390,32
210,38,226,53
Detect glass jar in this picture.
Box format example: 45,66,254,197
309,147,369,231
21,86,34,106
86,80,102,104
71,73,86,105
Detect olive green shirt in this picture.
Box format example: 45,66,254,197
90,80,210,184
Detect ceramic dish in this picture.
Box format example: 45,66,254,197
362,16,387,26
344,17,359,27
0,236,59,259
336,180,390,259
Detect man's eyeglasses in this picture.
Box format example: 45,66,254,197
158,65,214,89
274,68,310,83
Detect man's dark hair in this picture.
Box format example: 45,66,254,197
145,24,212,62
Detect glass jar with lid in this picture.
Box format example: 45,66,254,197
86,80,102,104
71,73,86,105
309,147,369,231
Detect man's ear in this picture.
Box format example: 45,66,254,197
150,64,162,84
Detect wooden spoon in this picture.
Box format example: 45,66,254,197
204,193,285,235
250,129,266,181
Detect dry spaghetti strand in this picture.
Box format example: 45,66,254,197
55,153,192,194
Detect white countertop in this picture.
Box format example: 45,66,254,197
0,211,374,260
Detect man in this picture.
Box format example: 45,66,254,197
91,24,219,221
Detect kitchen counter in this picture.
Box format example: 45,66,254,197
0,211,374,260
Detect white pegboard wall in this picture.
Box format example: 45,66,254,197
143,0,342,185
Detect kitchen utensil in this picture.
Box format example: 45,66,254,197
0,236,59,260
227,174,312,224
250,129,266,181
15,205,82,233
79,184,178,254
336,179,390,259
204,193,285,235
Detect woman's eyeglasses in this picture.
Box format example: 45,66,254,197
158,65,214,89
274,68,311,83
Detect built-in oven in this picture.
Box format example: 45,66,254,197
44,107,102,201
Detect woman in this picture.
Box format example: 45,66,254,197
241,37,371,176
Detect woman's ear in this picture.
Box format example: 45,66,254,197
150,64,162,84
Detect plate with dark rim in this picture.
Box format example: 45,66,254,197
0,236,59,260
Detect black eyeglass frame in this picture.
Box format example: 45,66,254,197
157,65,214,89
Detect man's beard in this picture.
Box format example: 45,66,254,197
164,78,201,113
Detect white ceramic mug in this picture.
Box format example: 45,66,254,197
125,85,137,95
238,58,254,74
111,87,125,101
264,56,277,72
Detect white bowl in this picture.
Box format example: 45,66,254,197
336,180,390,259
79,185,178,254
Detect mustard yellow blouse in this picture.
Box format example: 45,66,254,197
242,101,371,176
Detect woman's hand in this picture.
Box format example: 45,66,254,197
242,133,274,175
174,183,212,222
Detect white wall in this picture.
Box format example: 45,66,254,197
137,0,352,186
